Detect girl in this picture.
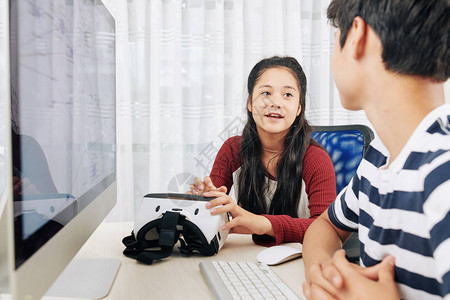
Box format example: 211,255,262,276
190,56,336,246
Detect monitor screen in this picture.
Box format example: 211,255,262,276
11,0,116,269
3,0,117,298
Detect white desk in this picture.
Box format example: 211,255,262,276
75,222,307,300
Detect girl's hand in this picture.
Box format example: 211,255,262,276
204,190,273,236
188,176,227,195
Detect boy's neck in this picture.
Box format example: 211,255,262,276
364,74,445,163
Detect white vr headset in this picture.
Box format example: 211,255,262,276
122,193,230,264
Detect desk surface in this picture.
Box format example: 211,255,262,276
76,222,306,300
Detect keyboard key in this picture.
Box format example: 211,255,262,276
199,261,300,300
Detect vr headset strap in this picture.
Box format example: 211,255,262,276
122,211,181,265
158,210,179,247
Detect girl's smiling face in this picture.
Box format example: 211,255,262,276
248,67,302,137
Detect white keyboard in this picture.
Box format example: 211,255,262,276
199,261,300,300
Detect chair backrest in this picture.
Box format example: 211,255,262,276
311,124,374,195
311,124,375,263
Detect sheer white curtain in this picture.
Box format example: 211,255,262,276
104,0,369,221
0,0,8,216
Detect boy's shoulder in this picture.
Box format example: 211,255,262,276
366,104,450,169
424,104,450,135
405,104,450,168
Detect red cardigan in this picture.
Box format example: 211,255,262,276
210,136,336,246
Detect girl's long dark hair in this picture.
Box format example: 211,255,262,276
238,56,316,218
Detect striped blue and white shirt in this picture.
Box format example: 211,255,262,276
329,104,450,300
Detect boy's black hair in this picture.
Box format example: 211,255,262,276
238,56,320,217
327,0,449,82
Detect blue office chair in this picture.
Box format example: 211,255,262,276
311,124,375,262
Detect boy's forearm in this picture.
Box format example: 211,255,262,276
303,210,350,280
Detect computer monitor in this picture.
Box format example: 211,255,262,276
0,0,118,299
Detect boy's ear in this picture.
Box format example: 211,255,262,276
247,96,252,112
348,16,368,60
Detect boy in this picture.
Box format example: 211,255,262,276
302,0,449,299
